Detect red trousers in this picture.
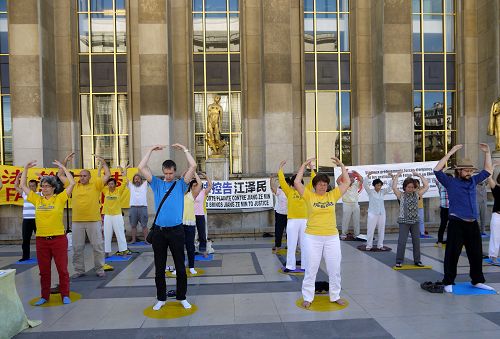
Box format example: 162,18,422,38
36,235,70,300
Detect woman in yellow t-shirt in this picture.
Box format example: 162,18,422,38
102,174,128,257
294,157,350,308
20,160,75,306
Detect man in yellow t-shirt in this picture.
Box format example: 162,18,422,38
62,153,110,278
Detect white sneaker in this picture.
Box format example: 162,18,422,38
473,283,496,291
152,300,166,311
181,299,192,309
189,268,197,275
171,270,176,276
444,285,453,293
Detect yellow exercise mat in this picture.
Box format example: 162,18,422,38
278,267,304,275
434,243,446,248
393,264,432,270
166,268,205,278
143,301,198,319
295,296,349,312
29,291,82,307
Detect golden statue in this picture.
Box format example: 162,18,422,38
487,96,500,151
206,95,226,156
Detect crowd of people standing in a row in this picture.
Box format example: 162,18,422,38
9,141,500,310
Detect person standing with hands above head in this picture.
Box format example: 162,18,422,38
60,152,110,278
20,160,75,306
486,163,500,264
124,165,150,244
277,159,316,273
294,157,350,308
363,172,392,250
434,143,496,293
138,143,196,311
392,170,429,268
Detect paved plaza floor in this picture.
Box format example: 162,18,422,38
3,234,500,338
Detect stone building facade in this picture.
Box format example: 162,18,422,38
0,0,499,240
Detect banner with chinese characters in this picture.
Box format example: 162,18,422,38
205,178,273,209
0,165,138,207
332,161,439,203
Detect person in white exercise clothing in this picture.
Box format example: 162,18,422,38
338,173,362,239
486,164,500,264
294,157,350,308
125,167,149,244
363,172,392,250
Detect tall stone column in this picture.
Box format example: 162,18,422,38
475,0,499,159
170,0,191,171
262,0,295,173
136,0,171,173
9,0,44,166
377,0,413,164
54,0,79,163
351,0,374,165
243,0,265,174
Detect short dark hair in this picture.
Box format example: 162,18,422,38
372,179,383,186
413,178,421,187
107,178,116,185
312,174,330,187
187,178,197,193
402,177,415,190
28,179,38,185
162,160,177,171
290,174,304,186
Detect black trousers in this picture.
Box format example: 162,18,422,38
184,225,196,268
151,225,187,301
437,207,449,243
442,217,485,285
274,212,287,248
22,219,36,260
195,215,207,252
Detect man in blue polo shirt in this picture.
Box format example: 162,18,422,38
434,143,495,293
138,143,197,311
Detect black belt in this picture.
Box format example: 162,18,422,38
37,235,65,240
152,224,182,231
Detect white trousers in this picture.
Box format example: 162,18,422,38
341,202,360,235
286,219,307,270
103,214,127,253
489,213,500,258
366,212,386,249
302,234,342,303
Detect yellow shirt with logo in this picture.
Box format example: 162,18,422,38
102,185,126,216
302,187,342,236
72,179,105,222
27,190,69,237
278,169,315,219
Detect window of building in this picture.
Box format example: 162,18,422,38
192,0,242,174
78,0,128,168
0,0,11,165
304,0,351,171
412,0,456,162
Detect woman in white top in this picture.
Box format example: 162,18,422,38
270,175,288,252
194,173,212,257
363,172,392,250
14,173,39,261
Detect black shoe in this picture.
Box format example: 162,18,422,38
283,268,291,273
415,262,425,267
18,258,29,262
167,290,176,298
